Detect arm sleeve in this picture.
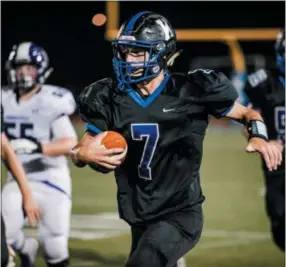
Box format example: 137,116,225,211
51,115,77,140
189,70,239,118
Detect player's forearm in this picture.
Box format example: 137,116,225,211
2,134,32,198
42,138,77,157
242,108,263,123
226,102,263,123
226,102,268,141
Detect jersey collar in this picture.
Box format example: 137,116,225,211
127,73,170,108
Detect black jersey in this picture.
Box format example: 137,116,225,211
78,70,238,225
244,68,285,172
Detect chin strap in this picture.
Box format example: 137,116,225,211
39,67,54,84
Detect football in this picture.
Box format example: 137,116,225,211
101,131,127,150
88,131,127,174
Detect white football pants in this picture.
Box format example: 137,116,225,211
2,181,71,264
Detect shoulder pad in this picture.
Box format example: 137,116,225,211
48,85,72,99
1,88,14,102
42,85,76,117
188,69,215,76
188,69,229,90
77,78,113,123
247,69,268,88
78,78,113,109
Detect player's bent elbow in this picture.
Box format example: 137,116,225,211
88,162,113,174
72,159,87,168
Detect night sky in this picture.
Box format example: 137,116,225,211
2,1,285,96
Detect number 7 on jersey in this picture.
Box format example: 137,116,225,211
131,123,160,180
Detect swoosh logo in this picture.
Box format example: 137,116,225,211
163,108,176,112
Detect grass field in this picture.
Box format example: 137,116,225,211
4,124,285,267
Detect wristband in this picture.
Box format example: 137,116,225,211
247,120,268,141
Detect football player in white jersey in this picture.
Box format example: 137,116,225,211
2,42,77,267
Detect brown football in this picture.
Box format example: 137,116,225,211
101,131,127,150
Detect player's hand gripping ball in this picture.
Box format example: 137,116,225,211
88,131,128,173
101,131,127,150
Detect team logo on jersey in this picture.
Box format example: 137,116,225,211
163,108,176,112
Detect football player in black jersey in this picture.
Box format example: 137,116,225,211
71,12,283,267
243,29,285,251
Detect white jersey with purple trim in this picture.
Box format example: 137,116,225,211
2,84,77,195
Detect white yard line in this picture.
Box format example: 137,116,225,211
202,229,270,239
22,212,271,267
24,212,271,243
197,238,261,250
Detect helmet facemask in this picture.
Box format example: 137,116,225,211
13,63,38,93
111,39,167,91
5,42,53,93
111,12,178,92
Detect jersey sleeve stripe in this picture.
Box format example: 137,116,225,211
86,123,102,134
219,102,235,118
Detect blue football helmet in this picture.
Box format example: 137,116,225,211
111,11,179,91
275,29,285,75
5,42,53,92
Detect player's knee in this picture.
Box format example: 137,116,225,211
126,244,166,267
2,214,25,248
5,224,18,241
42,235,69,264
5,229,25,251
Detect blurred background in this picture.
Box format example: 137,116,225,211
1,1,285,267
